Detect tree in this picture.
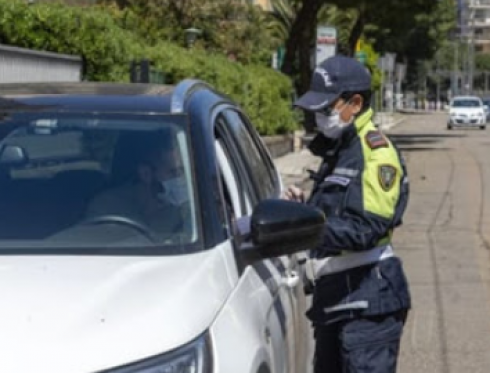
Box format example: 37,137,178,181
266,0,301,45
270,0,323,132
476,54,490,72
280,0,323,77
99,0,278,64
279,0,437,76
279,0,442,88
387,0,456,95
367,0,455,62
323,0,442,58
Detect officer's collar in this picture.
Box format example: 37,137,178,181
338,108,373,143
354,108,374,132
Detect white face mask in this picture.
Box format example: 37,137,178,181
315,101,352,139
159,176,188,205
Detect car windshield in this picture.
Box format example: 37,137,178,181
452,99,481,108
0,111,200,253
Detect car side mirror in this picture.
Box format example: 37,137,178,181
241,199,325,262
0,144,29,167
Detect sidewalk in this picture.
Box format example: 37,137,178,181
397,108,447,115
275,148,321,189
375,112,406,131
275,113,406,188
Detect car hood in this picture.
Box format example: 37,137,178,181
0,244,234,373
450,107,483,114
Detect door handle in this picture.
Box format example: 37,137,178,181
282,271,300,288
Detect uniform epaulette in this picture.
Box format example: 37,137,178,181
365,130,388,150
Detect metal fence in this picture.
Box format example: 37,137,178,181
0,44,82,83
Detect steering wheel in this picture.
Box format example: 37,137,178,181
81,215,158,243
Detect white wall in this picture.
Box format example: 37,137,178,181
0,44,82,83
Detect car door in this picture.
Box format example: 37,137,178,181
221,111,312,373
214,108,306,373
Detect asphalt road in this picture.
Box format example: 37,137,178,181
390,113,490,372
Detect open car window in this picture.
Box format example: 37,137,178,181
0,111,201,253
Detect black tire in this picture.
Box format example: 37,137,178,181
447,124,452,130
480,126,486,130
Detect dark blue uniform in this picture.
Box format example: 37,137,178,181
306,108,411,373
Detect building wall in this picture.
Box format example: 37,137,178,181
0,44,82,83
458,0,490,52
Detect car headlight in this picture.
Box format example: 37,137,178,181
102,334,212,373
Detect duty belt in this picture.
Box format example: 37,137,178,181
312,244,394,278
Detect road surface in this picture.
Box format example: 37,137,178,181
391,113,490,372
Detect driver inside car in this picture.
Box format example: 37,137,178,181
85,134,187,236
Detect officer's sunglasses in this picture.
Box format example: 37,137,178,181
319,93,354,115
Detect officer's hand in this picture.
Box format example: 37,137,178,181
282,185,305,203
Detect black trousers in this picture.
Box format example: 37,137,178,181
313,310,407,373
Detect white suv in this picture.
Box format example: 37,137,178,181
0,80,323,373
448,96,487,130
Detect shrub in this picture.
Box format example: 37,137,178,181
148,43,296,134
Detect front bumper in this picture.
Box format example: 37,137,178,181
448,117,486,126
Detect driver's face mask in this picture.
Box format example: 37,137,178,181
315,100,353,139
158,176,188,205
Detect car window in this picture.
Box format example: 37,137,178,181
223,110,279,200
452,99,482,107
215,139,246,219
214,117,254,216
0,112,200,252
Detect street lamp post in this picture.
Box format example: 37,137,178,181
377,56,386,112
485,71,489,95
454,39,459,97
462,0,477,95
184,28,202,48
395,63,406,110
450,30,460,97
469,0,476,94
384,53,396,113
436,69,441,109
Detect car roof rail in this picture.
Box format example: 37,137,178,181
170,79,214,114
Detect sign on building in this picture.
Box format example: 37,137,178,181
315,26,337,66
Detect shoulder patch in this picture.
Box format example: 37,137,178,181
365,130,388,149
378,164,397,191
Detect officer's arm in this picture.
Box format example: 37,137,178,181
317,152,402,255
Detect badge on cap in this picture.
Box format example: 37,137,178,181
378,164,397,191
315,67,333,87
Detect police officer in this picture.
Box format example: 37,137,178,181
284,55,411,373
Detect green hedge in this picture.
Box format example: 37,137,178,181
0,0,297,135
147,44,297,135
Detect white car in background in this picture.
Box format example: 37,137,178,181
448,96,487,130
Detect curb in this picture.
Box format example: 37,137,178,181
380,118,405,132
396,109,445,115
